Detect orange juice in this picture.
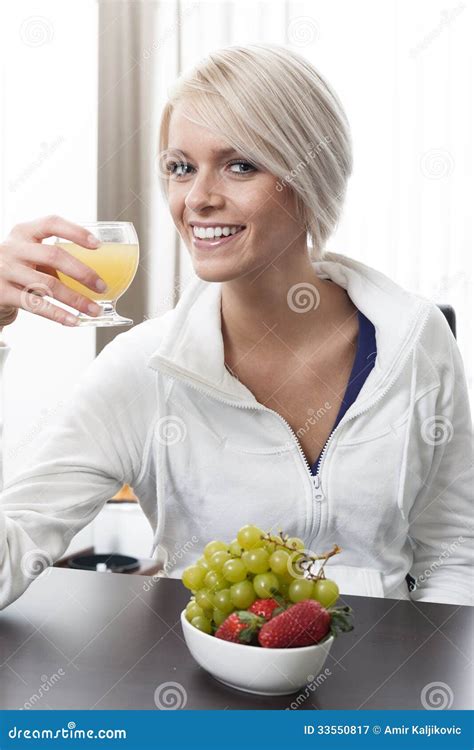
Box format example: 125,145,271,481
56,242,139,301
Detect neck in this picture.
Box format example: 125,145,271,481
221,246,347,358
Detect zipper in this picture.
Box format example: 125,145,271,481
152,299,432,542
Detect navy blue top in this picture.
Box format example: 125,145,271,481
310,308,377,475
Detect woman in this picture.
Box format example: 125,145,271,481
0,43,472,609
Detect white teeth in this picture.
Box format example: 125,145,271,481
192,225,243,240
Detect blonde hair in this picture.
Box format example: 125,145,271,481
158,42,352,260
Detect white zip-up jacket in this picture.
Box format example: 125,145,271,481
0,251,472,609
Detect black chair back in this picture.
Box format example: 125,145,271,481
437,304,456,338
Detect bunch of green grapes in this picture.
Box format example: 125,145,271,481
181,524,340,634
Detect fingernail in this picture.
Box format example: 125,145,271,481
65,315,78,326
88,303,101,316
88,234,101,247
96,279,107,292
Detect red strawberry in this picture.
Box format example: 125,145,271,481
258,600,329,648
258,600,353,648
247,598,282,621
215,611,264,644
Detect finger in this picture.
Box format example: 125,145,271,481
13,241,107,294
2,263,102,317
4,285,80,327
8,214,100,249
36,264,60,280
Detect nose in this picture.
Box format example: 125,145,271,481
184,169,224,212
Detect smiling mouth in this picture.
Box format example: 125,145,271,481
191,226,246,248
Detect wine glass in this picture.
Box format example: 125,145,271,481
54,221,139,327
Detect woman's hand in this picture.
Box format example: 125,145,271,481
0,215,108,328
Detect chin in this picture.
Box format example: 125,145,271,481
191,259,244,283
187,247,250,283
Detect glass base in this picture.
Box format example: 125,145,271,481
74,301,133,328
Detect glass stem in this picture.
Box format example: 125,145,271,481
99,301,115,315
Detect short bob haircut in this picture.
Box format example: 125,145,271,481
157,42,352,261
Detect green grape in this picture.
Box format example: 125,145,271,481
185,601,204,621
264,540,276,554
229,539,243,556
208,549,232,571
269,549,290,575
204,540,228,559
286,536,305,551
182,564,207,591
312,579,340,608
196,556,210,571
213,588,234,614
230,580,256,608
236,524,265,550
191,615,212,634
288,578,315,602
212,608,228,627
222,558,247,583
195,588,214,612
277,579,290,599
281,568,297,584
204,570,229,592
242,548,270,574
253,572,279,598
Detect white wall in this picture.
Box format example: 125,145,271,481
0,1,98,492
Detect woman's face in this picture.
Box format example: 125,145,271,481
165,101,307,282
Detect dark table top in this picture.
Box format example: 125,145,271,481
0,568,472,710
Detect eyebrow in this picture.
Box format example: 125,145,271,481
165,147,241,159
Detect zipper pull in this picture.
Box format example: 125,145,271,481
312,473,324,502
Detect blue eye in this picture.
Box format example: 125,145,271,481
228,160,256,174
166,161,192,177
166,159,256,179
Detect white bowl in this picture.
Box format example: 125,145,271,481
180,610,334,696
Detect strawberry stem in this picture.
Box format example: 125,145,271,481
328,605,354,637
268,588,289,614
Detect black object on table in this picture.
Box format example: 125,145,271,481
68,553,140,573
0,568,472,710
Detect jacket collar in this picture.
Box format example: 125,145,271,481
147,251,430,405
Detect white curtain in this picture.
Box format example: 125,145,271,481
97,0,473,405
